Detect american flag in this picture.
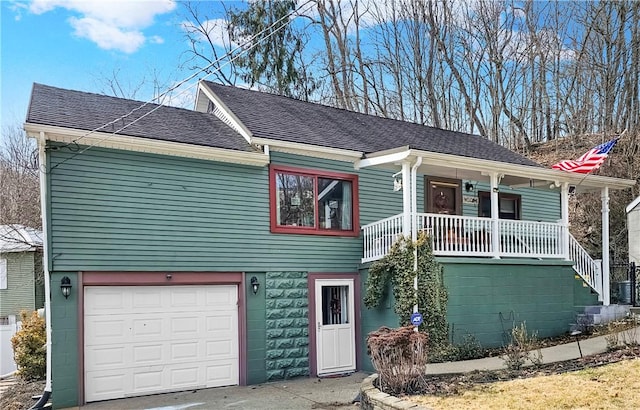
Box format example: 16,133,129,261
551,138,618,174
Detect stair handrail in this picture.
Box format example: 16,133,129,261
569,233,603,299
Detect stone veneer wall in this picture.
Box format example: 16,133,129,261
265,271,310,380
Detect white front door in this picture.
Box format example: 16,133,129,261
315,279,356,376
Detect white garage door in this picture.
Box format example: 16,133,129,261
84,285,238,402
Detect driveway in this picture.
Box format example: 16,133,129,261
78,372,367,410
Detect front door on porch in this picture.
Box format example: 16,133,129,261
314,279,356,376
426,177,462,215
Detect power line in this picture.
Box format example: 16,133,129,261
48,1,313,171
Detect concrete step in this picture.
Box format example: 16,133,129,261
572,304,632,332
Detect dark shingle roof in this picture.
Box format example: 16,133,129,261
204,81,541,167
26,83,254,152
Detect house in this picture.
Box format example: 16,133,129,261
25,82,635,407
0,224,44,375
0,224,44,322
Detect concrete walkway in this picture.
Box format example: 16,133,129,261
427,326,640,374
61,327,640,409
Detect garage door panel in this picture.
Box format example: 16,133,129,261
205,287,237,306
85,289,126,314
206,363,235,385
205,312,235,333
131,344,164,365
205,340,235,359
170,341,199,361
85,370,127,402
170,316,201,337
170,366,201,387
131,317,164,337
85,319,128,343
170,288,201,307
131,289,163,309
132,368,164,391
85,285,239,402
88,346,127,368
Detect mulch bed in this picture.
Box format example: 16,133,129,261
420,346,640,397
0,379,46,410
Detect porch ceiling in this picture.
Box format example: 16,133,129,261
357,148,636,193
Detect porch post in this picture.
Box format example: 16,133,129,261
601,186,611,306
402,162,411,237
490,173,500,259
561,182,570,260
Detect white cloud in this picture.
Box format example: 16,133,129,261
26,0,176,53
69,16,145,54
181,18,233,48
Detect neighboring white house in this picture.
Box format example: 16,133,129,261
628,196,640,266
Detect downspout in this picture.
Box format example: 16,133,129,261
402,162,411,237
601,186,611,306
32,132,52,408
411,157,422,328
561,182,570,260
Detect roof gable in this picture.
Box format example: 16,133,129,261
202,81,541,167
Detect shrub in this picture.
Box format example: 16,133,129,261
503,322,543,370
367,326,429,395
11,311,46,381
364,232,448,347
429,333,485,363
454,334,485,361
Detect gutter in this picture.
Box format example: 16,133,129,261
31,132,51,409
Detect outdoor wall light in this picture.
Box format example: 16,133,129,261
60,276,72,299
250,276,260,295
464,182,475,192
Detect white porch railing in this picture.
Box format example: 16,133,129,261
362,213,604,301
362,214,405,263
569,233,603,299
362,213,566,262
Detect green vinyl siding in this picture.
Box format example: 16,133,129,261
0,251,38,317
462,181,560,222
48,148,359,271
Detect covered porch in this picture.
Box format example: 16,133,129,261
355,147,636,305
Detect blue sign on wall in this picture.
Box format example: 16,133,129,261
410,312,423,327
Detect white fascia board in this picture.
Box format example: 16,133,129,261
410,149,635,191
361,145,411,159
251,137,363,162
197,82,253,144
24,123,270,167
627,196,640,214
354,150,412,169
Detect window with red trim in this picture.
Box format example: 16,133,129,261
269,165,359,236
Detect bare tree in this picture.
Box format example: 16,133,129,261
0,125,40,229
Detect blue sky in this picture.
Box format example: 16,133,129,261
1,0,241,130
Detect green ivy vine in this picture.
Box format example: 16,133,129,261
364,231,449,346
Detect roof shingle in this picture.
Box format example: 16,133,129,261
26,83,254,152
204,81,541,167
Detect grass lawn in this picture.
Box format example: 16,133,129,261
411,358,640,410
